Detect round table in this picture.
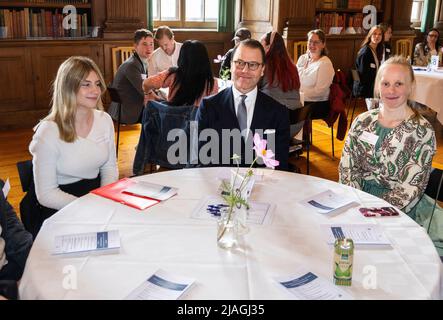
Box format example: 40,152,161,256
411,69,443,124
19,168,442,299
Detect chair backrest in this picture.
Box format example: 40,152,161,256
111,46,134,76
294,41,308,64
395,38,413,58
16,160,33,193
133,100,198,175
107,86,122,104
425,168,443,201
289,103,313,125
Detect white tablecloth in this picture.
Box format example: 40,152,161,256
411,70,443,124
19,168,442,300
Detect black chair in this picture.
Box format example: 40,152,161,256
307,100,335,158
425,168,443,237
107,86,122,159
0,280,18,300
16,160,33,193
289,104,313,175
347,69,364,128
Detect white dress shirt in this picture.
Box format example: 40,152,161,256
232,86,257,134
297,54,335,102
147,41,183,76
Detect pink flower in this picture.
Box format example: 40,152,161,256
253,133,279,169
213,55,225,64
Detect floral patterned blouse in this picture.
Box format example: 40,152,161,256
339,109,436,213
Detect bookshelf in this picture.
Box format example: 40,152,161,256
315,0,385,35
0,0,95,39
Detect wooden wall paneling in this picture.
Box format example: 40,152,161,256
0,47,34,113
326,37,358,73
435,0,443,32
391,0,414,35
103,0,147,39
238,0,275,40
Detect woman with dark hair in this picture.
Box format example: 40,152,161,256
296,29,335,119
143,40,218,106
353,25,384,104
260,31,303,136
378,22,392,63
413,28,442,67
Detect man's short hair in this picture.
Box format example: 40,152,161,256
232,28,251,42
134,29,153,44
231,39,266,65
154,26,174,40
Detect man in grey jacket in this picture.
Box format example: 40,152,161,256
108,29,155,124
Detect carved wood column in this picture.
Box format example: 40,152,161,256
390,0,415,35
237,0,279,40
102,0,147,39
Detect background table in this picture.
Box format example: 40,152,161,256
19,168,442,300
411,69,443,124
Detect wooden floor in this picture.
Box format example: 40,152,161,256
1,102,443,216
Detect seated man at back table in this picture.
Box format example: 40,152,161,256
148,26,183,76
196,39,289,171
108,29,154,124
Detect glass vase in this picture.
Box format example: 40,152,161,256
217,206,239,249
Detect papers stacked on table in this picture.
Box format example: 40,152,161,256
53,230,120,255
126,269,195,300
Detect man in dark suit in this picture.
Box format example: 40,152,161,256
196,39,289,170
108,29,154,124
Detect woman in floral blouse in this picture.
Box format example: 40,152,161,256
413,28,442,67
339,56,436,215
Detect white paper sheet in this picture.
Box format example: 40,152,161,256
2,178,10,199
301,190,358,214
125,269,195,300
53,230,120,255
275,268,352,300
321,224,391,245
124,181,178,201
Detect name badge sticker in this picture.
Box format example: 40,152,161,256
360,131,379,146
370,63,376,69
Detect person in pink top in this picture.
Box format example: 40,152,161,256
143,40,218,107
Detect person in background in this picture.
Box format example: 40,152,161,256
413,28,442,67
353,25,384,109
379,22,392,64
148,26,183,76
260,31,303,137
143,40,218,107
0,179,33,284
339,56,439,246
27,57,119,234
219,28,252,80
196,39,290,170
108,29,154,125
296,29,335,119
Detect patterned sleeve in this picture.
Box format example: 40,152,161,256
413,44,426,67
338,116,364,190
382,125,436,212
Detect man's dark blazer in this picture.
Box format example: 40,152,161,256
108,52,146,125
196,87,289,170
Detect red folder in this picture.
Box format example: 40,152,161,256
91,178,160,210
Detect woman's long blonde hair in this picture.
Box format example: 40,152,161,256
43,56,106,142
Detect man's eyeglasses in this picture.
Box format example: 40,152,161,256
233,60,263,71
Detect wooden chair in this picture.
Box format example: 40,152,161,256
111,46,134,76
107,86,123,159
294,41,308,63
395,38,413,59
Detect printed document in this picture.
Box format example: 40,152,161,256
126,269,195,300
124,181,178,201
321,224,391,245
53,230,120,255
301,190,358,214
275,268,352,300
